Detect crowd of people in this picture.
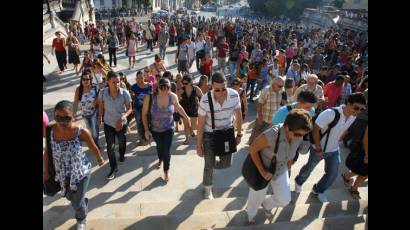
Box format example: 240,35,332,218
44,11,368,229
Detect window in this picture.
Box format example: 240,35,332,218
100,0,105,6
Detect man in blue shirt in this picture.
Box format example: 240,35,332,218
272,91,317,176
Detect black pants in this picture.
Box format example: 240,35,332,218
104,123,127,170
55,50,67,71
169,35,175,46
147,39,153,51
108,47,117,66
151,129,174,172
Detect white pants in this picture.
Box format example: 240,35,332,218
246,170,291,221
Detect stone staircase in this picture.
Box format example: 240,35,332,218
43,101,368,230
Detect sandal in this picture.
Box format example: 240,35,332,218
341,173,352,188
156,160,162,169
349,187,361,200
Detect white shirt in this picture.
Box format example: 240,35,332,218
198,88,241,133
195,40,205,51
314,105,356,152
187,42,196,61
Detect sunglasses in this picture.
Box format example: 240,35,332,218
182,82,190,85
214,88,226,93
82,78,91,81
159,85,169,90
55,115,73,123
353,106,365,111
293,132,305,137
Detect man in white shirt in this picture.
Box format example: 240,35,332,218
294,92,366,202
186,37,196,72
197,72,243,200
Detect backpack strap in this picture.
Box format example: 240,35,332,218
207,91,215,130
322,108,340,152
286,105,293,112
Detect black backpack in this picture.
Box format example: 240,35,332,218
309,108,340,152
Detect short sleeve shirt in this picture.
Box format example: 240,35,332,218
258,86,284,124
272,103,315,125
99,87,131,128
198,88,241,132
314,105,356,152
260,125,302,181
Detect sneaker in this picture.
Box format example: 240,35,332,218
106,169,116,180
76,221,86,230
119,155,125,163
295,182,302,193
317,193,328,203
203,186,214,200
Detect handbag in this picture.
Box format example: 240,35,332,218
242,127,281,191
43,125,62,196
207,91,237,156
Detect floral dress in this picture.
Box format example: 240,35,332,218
51,126,91,195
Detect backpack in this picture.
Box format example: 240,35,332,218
309,108,340,152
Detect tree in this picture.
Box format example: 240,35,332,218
333,0,345,8
249,0,322,20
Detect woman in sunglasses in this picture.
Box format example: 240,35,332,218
246,109,312,225
73,72,100,148
43,100,104,230
142,78,191,182
179,75,204,145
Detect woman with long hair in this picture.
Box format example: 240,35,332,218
142,78,191,182
127,33,138,69
179,75,204,145
43,100,104,230
51,31,67,74
73,72,100,148
66,32,81,74
78,51,93,75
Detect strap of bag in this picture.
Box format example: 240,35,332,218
286,105,293,112
45,125,55,176
273,127,281,155
322,108,340,152
207,91,215,130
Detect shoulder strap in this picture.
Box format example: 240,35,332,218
148,93,153,114
46,125,56,176
273,126,281,154
322,108,340,152
207,91,215,130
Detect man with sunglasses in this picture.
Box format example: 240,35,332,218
197,72,243,200
98,71,133,180
248,76,287,145
294,92,366,203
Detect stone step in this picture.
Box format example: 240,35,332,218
50,210,367,230
44,187,367,229
214,214,368,230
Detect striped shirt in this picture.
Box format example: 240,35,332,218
198,88,241,133
258,86,284,124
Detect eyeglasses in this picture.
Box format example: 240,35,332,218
55,115,73,123
293,132,305,137
353,106,365,111
82,78,91,81
214,88,226,93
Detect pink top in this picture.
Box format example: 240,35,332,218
43,111,49,136
146,75,157,91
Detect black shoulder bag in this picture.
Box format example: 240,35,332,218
207,91,237,156
43,125,62,196
242,127,281,191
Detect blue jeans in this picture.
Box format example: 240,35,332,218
228,60,237,85
104,123,127,170
83,112,99,148
134,109,145,140
65,175,90,223
151,129,174,172
295,147,340,194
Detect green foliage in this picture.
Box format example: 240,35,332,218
333,0,345,8
248,0,322,19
